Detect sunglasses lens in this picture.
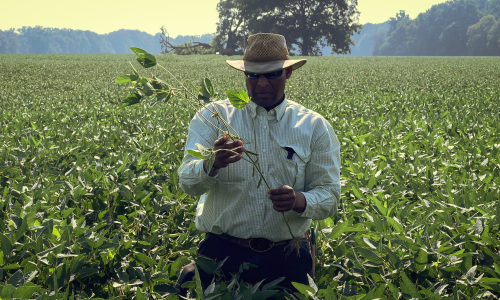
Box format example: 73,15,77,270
245,69,283,80
245,73,260,79
265,70,282,79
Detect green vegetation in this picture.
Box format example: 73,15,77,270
0,27,214,54
1,54,500,299
374,0,500,56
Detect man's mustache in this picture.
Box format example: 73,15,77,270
254,88,275,94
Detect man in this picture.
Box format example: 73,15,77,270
177,33,340,291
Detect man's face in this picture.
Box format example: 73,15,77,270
245,67,293,110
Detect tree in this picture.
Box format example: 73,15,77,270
467,15,497,55
244,0,362,56
373,11,412,56
486,19,500,52
213,0,246,55
486,0,500,18
214,0,361,56
0,29,21,53
373,0,482,56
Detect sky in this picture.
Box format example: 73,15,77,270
1,0,448,37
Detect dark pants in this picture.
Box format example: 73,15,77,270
177,233,313,293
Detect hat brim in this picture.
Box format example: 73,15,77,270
226,59,307,74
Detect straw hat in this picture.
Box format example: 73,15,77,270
226,33,307,74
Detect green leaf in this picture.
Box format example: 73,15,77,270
357,247,384,264
198,78,215,103
6,269,24,287
115,73,139,84
121,92,142,107
400,271,419,298
497,200,500,224
134,253,156,266
327,221,366,240
129,47,157,68
136,287,147,300
387,216,404,233
151,92,171,107
368,195,387,216
291,282,315,297
385,246,402,268
226,89,249,109
351,185,364,199
0,284,15,299
187,150,205,160
153,284,179,295
194,258,217,275
416,249,428,264
11,285,42,298
327,221,348,240
318,286,337,300
0,233,12,256
194,265,203,299
387,282,399,300
262,277,285,290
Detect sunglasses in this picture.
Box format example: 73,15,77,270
245,69,283,80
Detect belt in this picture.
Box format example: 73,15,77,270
214,233,303,252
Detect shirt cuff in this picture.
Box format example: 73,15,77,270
196,159,218,186
297,191,316,219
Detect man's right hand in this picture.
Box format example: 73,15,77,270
203,135,245,176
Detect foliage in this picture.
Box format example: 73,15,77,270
1,54,500,299
214,0,362,56
373,0,500,56
0,27,215,55
246,0,362,56
213,0,246,55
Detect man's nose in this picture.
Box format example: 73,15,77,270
257,75,270,87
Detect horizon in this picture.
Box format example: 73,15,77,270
2,0,449,37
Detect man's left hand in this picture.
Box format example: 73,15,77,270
268,186,306,213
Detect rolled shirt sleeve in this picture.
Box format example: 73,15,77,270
299,122,341,220
178,107,220,196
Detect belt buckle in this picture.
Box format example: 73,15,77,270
249,238,274,252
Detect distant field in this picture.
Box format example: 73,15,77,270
0,55,499,299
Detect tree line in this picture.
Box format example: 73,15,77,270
373,0,500,56
0,26,213,54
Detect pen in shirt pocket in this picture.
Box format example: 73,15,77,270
284,147,301,163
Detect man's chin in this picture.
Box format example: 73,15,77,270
252,95,277,106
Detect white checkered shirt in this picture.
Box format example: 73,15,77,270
178,98,341,242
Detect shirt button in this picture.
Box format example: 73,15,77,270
263,125,267,129
256,226,260,230
262,149,266,153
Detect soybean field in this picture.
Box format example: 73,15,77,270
0,54,500,299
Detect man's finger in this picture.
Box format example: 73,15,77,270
217,146,244,158
225,155,242,164
267,186,293,195
273,204,291,212
269,194,293,202
214,136,228,147
222,140,243,149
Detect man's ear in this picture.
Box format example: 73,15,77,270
285,67,293,79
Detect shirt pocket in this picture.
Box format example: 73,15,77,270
271,146,307,191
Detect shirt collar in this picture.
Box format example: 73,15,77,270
248,96,288,122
